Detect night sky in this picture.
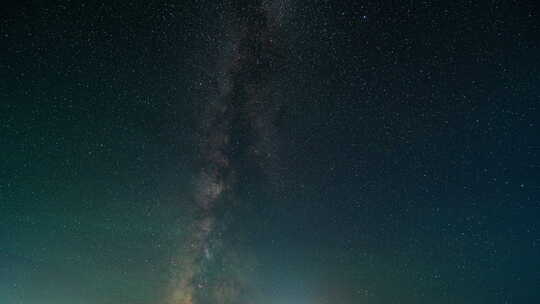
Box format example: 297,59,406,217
1,1,540,303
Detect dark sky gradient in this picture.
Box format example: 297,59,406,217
1,1,539,303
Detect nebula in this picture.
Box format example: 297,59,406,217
167,1,291,303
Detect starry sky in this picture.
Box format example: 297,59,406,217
1,1,540,303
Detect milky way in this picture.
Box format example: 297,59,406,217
167,1,291,303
